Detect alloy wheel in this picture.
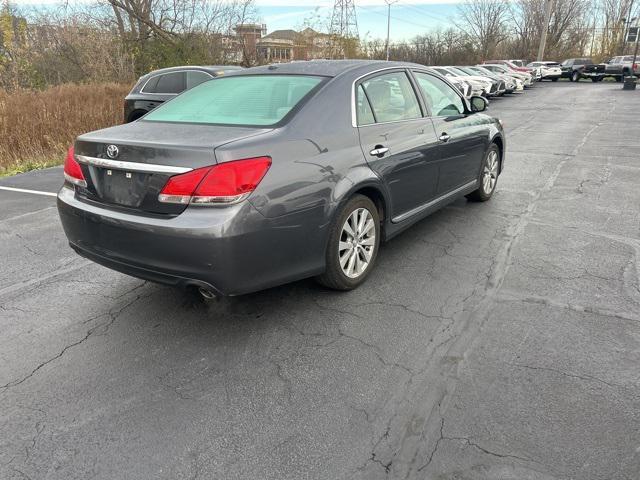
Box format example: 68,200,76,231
339,207,376,279
482,150,499,194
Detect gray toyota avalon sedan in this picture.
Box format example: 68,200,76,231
57,60,505,297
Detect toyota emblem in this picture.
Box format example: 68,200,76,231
106,144,119,159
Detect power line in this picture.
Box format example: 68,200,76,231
395,0,450,23
356,4,434,30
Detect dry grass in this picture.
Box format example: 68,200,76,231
0,83,131,176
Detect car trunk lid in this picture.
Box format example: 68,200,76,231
73,121,271,215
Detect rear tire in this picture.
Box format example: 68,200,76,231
316,195,381,291
467,144,500,202
551,78,558,82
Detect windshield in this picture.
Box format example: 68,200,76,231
144,74,325,126
448,67,469,76
473,67,493,75
458,67,478,76
433,67,453,77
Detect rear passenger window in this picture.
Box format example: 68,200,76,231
141,76,159,93
186,71,212,89
155,72,185,94
360,72,421,124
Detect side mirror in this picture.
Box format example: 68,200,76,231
470,95,488,113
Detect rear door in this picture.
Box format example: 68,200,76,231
138,71,187,112
411,70,487,195
356,69,441,218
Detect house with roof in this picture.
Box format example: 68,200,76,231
256,28,332,63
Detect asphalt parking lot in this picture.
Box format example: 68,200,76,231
1,81,639,480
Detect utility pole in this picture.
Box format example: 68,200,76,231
632,18,640,74
537,0,554,61
385,0,398,61
589,12,597,57
620,0,635,55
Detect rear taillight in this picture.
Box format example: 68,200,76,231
158,156,271,205
63,146,87,187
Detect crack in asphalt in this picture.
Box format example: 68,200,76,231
13,232,43,257
368,89,618,478
0,288,149,394
418,416,536,472
497,290,640,324
505,362,622,390
0,260,93,300
0,206,56,224
370,452,392,474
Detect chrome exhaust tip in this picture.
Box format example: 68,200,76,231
198,287,217,300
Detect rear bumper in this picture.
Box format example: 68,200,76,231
69,242,224,295
57,187,327,295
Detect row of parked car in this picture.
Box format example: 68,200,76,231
123,56,638,123
522,57,639,83
426,62,541,100
124,59,546,123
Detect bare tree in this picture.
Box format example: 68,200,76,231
597,0,636,57
456,0,511,59
509,0,592,60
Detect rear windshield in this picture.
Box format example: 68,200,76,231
143,74,324,126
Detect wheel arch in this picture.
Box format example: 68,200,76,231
334,178,391,241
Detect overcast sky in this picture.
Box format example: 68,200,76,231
13,0,462,41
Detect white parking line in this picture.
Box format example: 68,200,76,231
0,185,57,197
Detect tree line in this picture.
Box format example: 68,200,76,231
0,0,637,91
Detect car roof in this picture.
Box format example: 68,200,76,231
142,65,243,77
234,60,426,78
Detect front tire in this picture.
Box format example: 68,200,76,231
316,195,380,291
571,71,580,82
467,144,500,202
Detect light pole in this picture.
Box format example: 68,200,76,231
385,0,398,61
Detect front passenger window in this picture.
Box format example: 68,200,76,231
413,72,465,117
360,72,421,124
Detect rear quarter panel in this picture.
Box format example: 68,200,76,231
212,73,383,265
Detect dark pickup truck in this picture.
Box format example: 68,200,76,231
604,55,640,81
560,58,606,82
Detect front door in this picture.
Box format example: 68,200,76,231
412,71,487,195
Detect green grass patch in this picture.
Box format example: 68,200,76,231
0,157,62,177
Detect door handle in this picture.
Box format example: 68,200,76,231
439,133,451,143
370,146,389,157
